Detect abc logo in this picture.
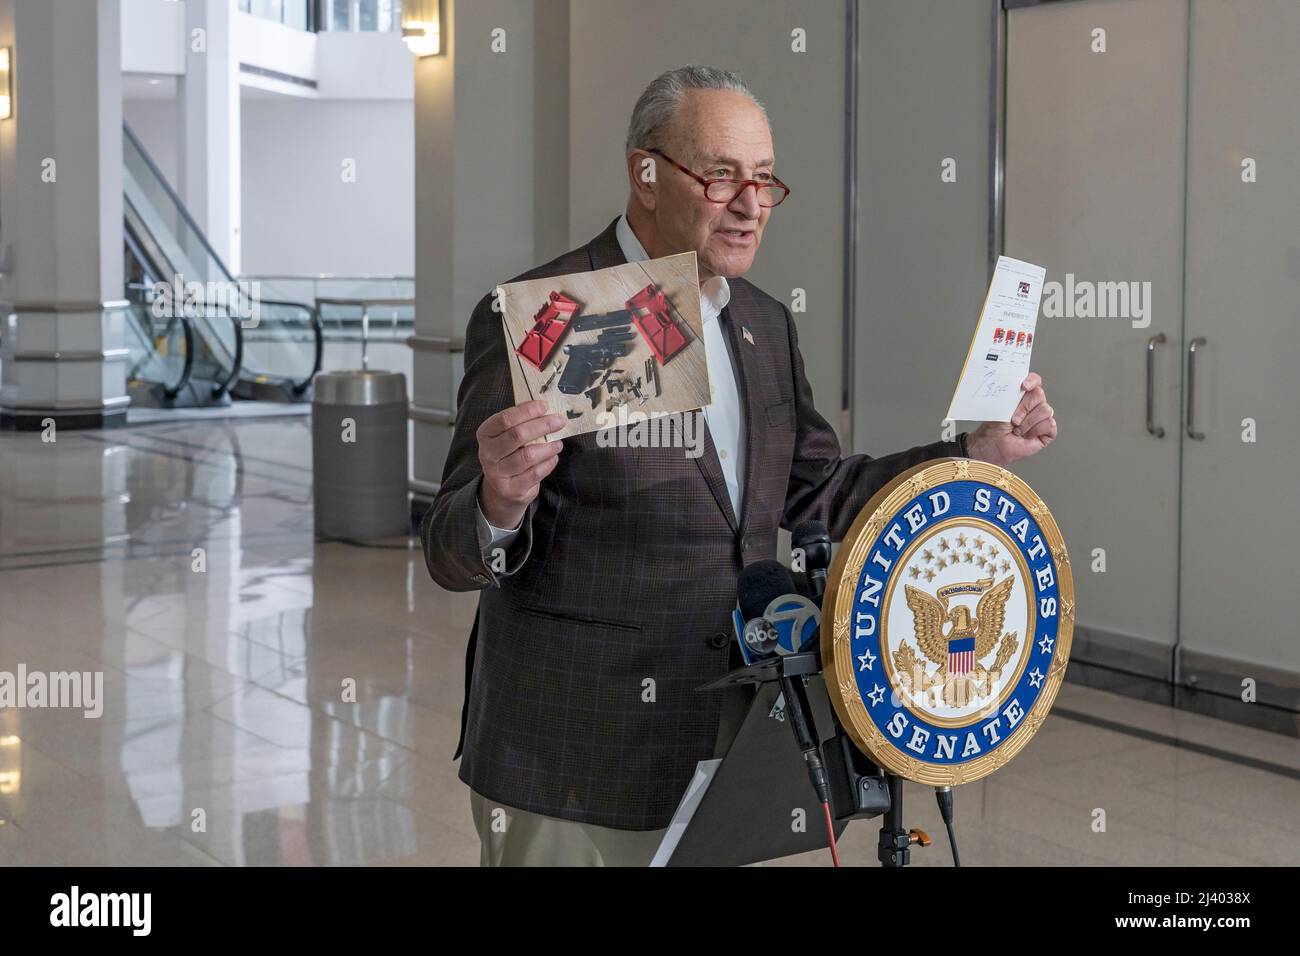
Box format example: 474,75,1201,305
764,596,819,655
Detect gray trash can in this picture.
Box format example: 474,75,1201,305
312,370,409,541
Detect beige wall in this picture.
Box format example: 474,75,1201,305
853,0,994,454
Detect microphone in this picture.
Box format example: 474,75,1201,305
737,561,819,657
792,520,831,604
736,560,795,662
735,561,830,808
738,560,792,622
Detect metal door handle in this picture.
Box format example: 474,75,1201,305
1146,333,1166,437
1186,337,1207,440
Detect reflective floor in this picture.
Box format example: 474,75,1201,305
0,416,1297,866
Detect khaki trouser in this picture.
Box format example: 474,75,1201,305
469,789,667,866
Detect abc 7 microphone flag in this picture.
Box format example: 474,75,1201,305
821,458,1075,786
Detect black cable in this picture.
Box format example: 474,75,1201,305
935,786,961,867
780,674,829,805
944,820,961,867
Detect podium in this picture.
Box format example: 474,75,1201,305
655,653,892,867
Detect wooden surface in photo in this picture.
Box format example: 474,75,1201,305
499,251,711,441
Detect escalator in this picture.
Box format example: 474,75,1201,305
121,122,322,408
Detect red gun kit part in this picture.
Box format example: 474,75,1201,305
515,291,580,370
625,284,688,363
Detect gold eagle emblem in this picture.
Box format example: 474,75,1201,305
894,576,1019,707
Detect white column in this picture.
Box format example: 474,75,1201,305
179,0,241,275
0,0,129,429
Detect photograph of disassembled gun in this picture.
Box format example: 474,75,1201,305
501,253,708,440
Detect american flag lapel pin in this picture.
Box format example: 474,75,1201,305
742,326,754,345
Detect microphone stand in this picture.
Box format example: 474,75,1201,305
877,774,931,867
702,652,933,866
714,555,934,865
802,568,932,867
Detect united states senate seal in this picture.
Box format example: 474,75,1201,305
821,459,1074,786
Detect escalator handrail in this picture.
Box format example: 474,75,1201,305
127,122,324,397
306,303,323,396
124,132,244,396
168,313,197,401
249,297,323,395
216,311,244,398
123,122,239,287
124,298,196,400
125,222,196,400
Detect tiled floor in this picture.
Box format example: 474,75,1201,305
0,416,1297,866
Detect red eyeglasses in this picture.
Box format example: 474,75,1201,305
645,149,791,208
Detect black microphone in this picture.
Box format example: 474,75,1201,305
737,560,793,661
793,520,831,604
737,560,792,622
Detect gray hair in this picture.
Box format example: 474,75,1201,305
625,65,767,154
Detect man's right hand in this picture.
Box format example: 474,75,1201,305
476,399,566,530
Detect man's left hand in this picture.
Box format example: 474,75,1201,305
966,372,1056,467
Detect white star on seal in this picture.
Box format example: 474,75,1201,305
857,649,877,672
1037,635,1055,655
868,684,886,706
1028,668,1045,689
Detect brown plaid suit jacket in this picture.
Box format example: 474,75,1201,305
421,217,967,830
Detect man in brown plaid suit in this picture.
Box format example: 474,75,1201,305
422,66,1058,865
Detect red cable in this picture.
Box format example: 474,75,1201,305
821,801,841,867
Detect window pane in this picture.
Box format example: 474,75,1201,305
320,0,405,32
242,0,310,30
377,0,401,32
329,0,351,31
283,0,308,30
358,0,378,31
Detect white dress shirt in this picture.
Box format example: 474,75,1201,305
476,214,747,551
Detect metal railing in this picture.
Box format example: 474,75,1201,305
239,273,414,282
240,273,414,303
315,296,414,370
